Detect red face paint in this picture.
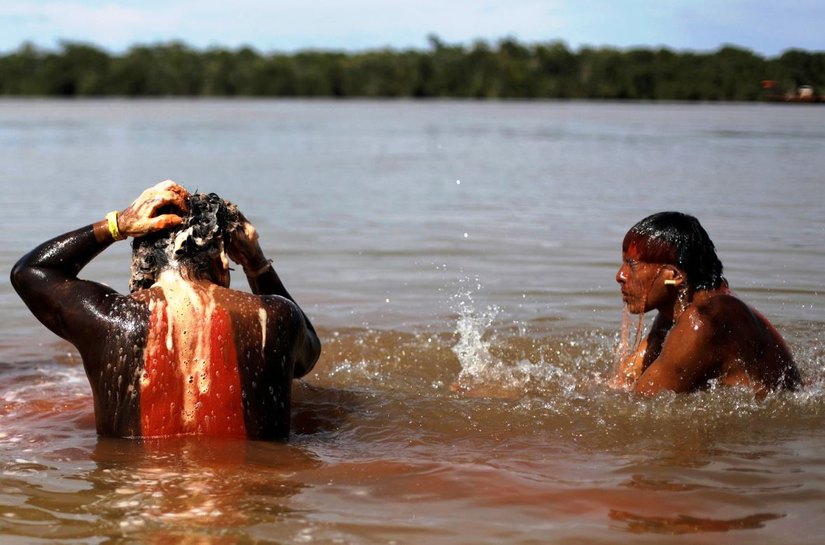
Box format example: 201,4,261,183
625,242,640,261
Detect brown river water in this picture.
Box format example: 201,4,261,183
0,99,823,543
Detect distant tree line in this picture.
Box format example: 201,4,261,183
1,36,823,100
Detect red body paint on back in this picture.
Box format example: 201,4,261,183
140,304,247,437
140,307,182,436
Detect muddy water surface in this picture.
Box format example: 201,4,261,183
1,100,823,543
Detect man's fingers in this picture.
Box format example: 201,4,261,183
167,183,190,211
151,214,184,230
155,179,185,194
143,181,189,213
162,190,189,213
144,190,188,217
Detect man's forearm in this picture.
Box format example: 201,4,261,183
12,222,115,285
244,261,290,298
10,221,119,338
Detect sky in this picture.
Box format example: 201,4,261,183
0,0,823,57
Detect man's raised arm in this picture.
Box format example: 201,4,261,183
226,212,321,377
11,180,188,343
11,223,120,341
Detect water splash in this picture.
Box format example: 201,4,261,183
612,304,648,388
452,293,500,380
448,279,538,398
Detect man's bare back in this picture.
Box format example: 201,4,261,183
11,181,320,439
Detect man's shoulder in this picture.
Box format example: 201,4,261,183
668,294,746,347
219,287,300,316
687,291,773,347
690,291,751,321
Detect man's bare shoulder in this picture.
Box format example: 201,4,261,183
129,287,160,303
130,283,304,337
212,286,302,319
686,290,791,364
663,295,740,355
688,290,756,327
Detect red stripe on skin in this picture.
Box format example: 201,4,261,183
141,302,185,436
140,303,247,437
201,307,246,437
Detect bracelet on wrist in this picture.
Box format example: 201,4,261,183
106,211,126,241
243,259,273,278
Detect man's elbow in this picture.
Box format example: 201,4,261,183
10,258,33,297
633,373,691,396
632,380,663,396
298,331,321,377
632,368,678,396
295,331,321,378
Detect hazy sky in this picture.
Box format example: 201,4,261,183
1,0,823,56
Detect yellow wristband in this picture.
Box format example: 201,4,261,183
106,211,126,241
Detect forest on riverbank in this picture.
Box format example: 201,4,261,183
1,36,823,100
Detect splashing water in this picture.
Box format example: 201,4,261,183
445,277,621,399
449,280,534,395
612,304,647,381
451,295,503,383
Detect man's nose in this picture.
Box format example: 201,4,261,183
616,265,628,284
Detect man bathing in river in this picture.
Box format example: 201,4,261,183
613,211,800,395
11,180,320,439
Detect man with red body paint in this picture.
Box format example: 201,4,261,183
613,211,800,395
11,181,320,439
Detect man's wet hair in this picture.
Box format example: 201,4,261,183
129,192,240,292
622,211,725,291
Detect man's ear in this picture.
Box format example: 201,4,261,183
662,265,686,287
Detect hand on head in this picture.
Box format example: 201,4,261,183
119,180,189,239
225,206,267,271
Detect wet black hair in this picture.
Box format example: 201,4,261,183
129,192,240,292
622,211,725,291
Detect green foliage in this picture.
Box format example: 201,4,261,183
1,37,823,100
770,49,825,93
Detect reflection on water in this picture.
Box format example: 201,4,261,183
0,386,318,543
85,438,316,542
609,510,784,535
2,315,823,543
